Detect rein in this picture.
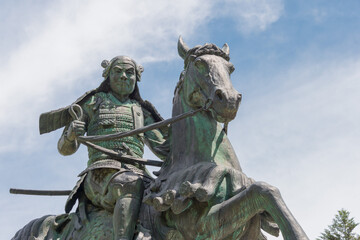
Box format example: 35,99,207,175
70,101,211,167
77,103,209,143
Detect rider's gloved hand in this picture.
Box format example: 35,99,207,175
66,120,86,141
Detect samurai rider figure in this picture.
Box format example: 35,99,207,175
40,56,169,240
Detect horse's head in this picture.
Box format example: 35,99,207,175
176,37,242,123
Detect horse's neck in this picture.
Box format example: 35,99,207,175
170,93,242,171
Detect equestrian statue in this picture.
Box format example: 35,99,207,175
11,37,309,240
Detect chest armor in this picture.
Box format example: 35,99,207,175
86,94,144,165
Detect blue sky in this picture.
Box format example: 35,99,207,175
1,0,359,239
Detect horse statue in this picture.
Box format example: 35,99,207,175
12,37,309,240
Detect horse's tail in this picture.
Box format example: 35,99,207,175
12,215,55,240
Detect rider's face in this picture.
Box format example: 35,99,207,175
109,63,136,99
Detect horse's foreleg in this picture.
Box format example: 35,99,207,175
197,181,308,240
249,182,308,240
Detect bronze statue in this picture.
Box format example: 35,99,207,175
12,38,309,240
39,55,169,240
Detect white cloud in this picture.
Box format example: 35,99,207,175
222,0,284,34
0,0,215,153
311,8,328,23
0,0,285,153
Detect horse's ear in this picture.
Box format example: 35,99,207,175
222,43,230,55
178,36,190,59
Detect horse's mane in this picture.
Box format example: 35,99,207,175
173,43,230,102
183,43,230,68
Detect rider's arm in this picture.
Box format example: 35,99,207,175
57,125,81,155
58,104,89,156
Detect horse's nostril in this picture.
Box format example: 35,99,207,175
237,93,242,101
215,89,223,101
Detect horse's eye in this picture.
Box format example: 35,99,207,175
194,59,205,71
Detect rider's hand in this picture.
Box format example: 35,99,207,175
66,120,86,141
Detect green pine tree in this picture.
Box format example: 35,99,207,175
317,209,360,240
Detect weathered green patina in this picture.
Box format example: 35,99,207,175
58,56,169,240
12,38,309,240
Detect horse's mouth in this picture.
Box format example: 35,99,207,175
210,108,236,123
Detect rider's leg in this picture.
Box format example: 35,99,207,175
83,169,117,210
107,172,144,240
